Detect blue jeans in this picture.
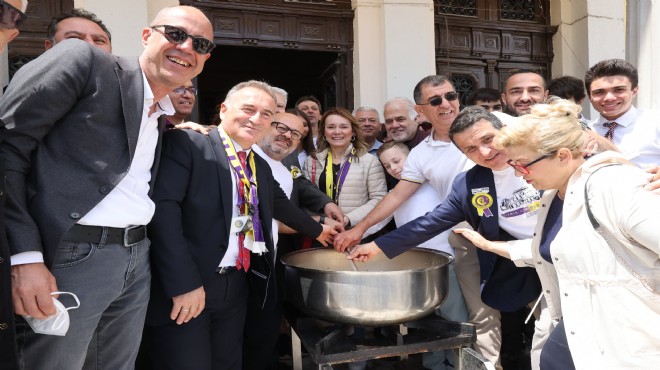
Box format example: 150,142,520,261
15,237,151,370
540,319,575,370
423,263,469,370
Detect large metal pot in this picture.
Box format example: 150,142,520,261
281,248,452,326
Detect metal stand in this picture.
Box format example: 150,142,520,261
286,306,484,370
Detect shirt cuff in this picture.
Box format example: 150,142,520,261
11,251,45,266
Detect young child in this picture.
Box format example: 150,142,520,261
377,141,455,251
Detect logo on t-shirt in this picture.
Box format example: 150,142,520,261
499,187,541,218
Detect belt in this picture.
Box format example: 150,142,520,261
64,224,147,247
216,266,238,275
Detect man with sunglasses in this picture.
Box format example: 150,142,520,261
0,2,27,369
0,5,215,370
335,76,505,369
164,80,197,128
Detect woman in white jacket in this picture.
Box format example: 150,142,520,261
462,99,660,369
303,107,387,236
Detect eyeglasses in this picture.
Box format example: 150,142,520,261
0,0,27,29
151,25,216,55
506,154,551,175
271,121,303,141
173,86,198,95
418,92,460,107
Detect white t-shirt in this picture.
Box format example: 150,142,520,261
492,167,540,240
393,182,454,255
399,133,472,253
401,134,472,201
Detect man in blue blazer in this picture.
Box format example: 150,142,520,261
349,107,542,364
0,5,215,369
145,81,335,370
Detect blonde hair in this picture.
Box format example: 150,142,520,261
494,99,584,158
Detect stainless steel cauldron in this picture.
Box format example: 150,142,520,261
281,248,452,326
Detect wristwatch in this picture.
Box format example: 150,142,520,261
319,215,326,224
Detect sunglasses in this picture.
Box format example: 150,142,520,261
506,154,550,175
173,86,198,95
418,91,459,107
271,121,303,141
151,25,216,55
0,0,27,29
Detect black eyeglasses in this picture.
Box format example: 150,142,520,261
0,0,27,29
418,92,460,107
271,121,303,141
506,154,551,175
151,25,216,55
173,86,198,96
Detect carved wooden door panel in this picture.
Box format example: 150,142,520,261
8,0,74,79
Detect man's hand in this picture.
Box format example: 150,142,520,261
333,225,365,253
171,286,205,325
347,242,382,262
581,129,618,156
315,224,337,247
323,202,344,223
12,263,58,319
644,165,660,194
323,216,344,233
175,121,212,136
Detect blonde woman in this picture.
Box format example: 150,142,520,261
462,99,660,369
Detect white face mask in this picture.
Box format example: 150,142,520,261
23,292,80,336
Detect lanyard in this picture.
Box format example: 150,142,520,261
324,149,354,202
218,129,258,215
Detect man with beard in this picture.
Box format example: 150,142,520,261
500,69,548,117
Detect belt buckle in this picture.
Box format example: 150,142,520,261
123,225,143,247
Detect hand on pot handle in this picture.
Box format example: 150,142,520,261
346,242,381,262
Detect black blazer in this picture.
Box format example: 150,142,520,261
376,165,542,312
146,129,322,325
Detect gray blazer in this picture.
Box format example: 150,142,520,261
0,39,151,266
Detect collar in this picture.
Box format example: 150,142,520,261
594,105,637,128
217,125,250,154
141,71,175,116
424,129,452,147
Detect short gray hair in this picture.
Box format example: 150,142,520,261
224,80,277,108
384,97,417,120
353,106,379,116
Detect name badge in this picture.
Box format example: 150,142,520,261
230,216,253,234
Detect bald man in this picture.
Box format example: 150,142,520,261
1,6,215,369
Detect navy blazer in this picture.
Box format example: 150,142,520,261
146,129,323,325
376,165,541,312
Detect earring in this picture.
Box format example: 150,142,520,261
322,136,327,141
351,135,356,142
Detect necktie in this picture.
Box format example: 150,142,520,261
236,151,250,271
603,122,617,141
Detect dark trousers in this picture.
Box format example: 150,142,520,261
500,306,534,370
540,319,575,370
147,271,248,370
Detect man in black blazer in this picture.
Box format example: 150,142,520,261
0,2,28,369
145,81,335,370
0,5,215,369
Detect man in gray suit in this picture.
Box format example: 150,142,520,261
0,5,214,369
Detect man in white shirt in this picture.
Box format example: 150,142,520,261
0,6,215,369
585,59,660,168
